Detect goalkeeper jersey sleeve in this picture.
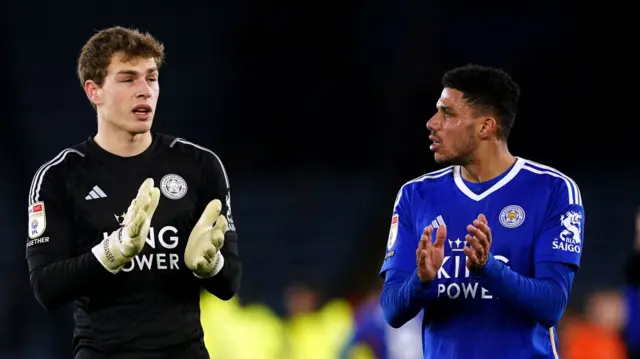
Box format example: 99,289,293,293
189,143,242,299
27,148,113,311
25,133,242,359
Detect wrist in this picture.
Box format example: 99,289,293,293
472,253,498,277
412,269,433,290
194,252,225,279
114,227,131,256
92,230,127,274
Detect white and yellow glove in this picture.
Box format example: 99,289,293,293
184,199,228,278
92,178,161,273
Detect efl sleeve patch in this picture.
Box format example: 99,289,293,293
28,202,47,239
386,214,399,250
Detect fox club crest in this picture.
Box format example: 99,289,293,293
160,174,188,200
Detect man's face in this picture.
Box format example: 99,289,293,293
88,53,160,135
426,88,484,165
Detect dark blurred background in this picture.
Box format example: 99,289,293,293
1,1,639,358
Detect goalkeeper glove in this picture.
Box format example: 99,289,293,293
92,178,161,273
184,199,228,278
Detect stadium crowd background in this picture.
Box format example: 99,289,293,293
1,1,638,358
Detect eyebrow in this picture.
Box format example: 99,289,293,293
116,68,159,76
437,104,453,112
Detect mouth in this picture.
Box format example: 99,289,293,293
132,105,152,120
429,135,441,151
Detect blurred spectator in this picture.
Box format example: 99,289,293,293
283,284,353,359
340,283,422,359
623,208,640,359
201,293,284,359
560,289,628,359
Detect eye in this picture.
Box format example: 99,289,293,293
147,77,158,82
121,78,133,83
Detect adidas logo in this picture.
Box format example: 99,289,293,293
85,186,107,200
430,215,445,229
430,215,466,251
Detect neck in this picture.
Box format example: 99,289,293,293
95,120,152,157
461,141,516,183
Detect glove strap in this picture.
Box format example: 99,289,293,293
91,228,126,274
210,251,225,276
193,252,225,279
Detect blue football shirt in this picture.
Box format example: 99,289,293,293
380,157,585,359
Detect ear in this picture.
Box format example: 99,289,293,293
478,117,497,140
84,80,102,106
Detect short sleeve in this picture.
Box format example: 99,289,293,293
534,177,585,268
379,184,417,276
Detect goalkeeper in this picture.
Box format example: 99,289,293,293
25,26,242,359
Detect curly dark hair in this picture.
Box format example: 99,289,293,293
442,64,520,140
77,26,165,88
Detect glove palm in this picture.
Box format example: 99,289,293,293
184,199,228,278
92,178,160,273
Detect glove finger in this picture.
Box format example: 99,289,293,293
134,179,153,207
138,178,154,195
122,179,153,227
204,243,217,260
138,194,151,210
123,196,139,225
196,200,222,229
122,231,144,256
210,229,224,249
121,237,137,254
127,199,137,215
213,215,228,232
194,256,208,270
145,188,161,217
128,211,147,238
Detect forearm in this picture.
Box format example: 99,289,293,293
29,251,112,312
473,255,572,327
201,253,242,300
201,236,242,300
380,269,432,328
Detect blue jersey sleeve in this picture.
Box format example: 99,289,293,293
624,253,640,353
625,285,640,352
379,185,417,276
534,177,585,268
474,257,575,327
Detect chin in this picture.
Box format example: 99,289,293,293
434,152,451,164
126,121,153,135
434,152,465,166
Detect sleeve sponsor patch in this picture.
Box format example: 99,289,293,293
225,193,236,231
386,214,399,250
28,202,46,239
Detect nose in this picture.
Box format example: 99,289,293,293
426,113,439,132
136,90,151,100
135,81,152,99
